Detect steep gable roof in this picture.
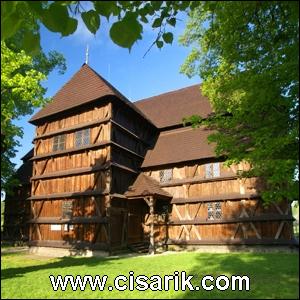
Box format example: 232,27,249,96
134,84,213,128
142,126,216,168
29,64,154,126
125,173,171,198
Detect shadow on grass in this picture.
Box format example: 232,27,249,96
1,255,122,280
177,252,299,299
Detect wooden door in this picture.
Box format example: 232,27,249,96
127,199,148,244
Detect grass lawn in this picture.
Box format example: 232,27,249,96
1,251,299,299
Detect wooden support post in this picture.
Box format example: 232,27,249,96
148,196,156,255
106,197,112,255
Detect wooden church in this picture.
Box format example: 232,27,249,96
4,64,295,253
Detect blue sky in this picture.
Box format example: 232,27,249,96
12,11,200,169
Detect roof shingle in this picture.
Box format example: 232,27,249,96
142,127,216,168
134,84,213,128
29,64,154,126
125,173,172,198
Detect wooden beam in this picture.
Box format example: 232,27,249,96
110,162,138,174
168,214,294,225
111,120,150,145
27,190,109,200
31,140,143,162
31,163,110,180
32,162,137,181
275,221,286,239
111,141,144,159
160,175,238,187
148,196,156,255
28,216,109,224
167,238,295,246
30,141,110,161
34,116,110,140
171,193,259,204
92,125,103,144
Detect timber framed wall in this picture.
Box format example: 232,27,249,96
24,63,295,253
143,160,294,246
28,94,157,251
29,101,112,250
108,99,157,249
3,157,32,241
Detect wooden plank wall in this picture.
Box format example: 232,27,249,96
3,184,31,241
30,103,112,249
144,161,294,245
110,101,157,195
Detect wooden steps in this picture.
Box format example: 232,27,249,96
128,241,150,254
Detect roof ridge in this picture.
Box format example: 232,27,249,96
88,66,156,127
134,83,201,104
160,126,196,136
29,64,156,127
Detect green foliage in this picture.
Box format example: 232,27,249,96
94,1,120,20
110,13,143,50
1,1,197,54
81,10,100,35
180,1,299,204
1,4,66,194
1,42,46,190
1,39,66,193
162,32,173,44
2,1,298,205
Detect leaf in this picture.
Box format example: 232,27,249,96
1,1,18,18
41,3,69,33
1,2,24,40
152,18,162,28
94,1,119,20
22,31,41,55
27,1,43,16
167,17,176,27
156,40,163,48
140,15,148,24
110,15,142,49
61,18,78,36
152,1,163,10
81,10,100,34
1,10,23,40
162,32,173,44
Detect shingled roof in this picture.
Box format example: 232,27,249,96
29,64,154,126
16,149,34,184
134,84,213,128
125,173,172,198
142,126,216,168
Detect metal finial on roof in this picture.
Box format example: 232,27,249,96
85,44,89,65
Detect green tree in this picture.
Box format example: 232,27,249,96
180,1,299,204
1,1,298,204
1,1,196,54
1,42,44,191
1,2,66,193
1,45,65,193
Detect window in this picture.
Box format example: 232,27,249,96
207,202,214,220
205,162,220,178
207,202,222,220
75,128,90,147
215,202,222,219
159,169,173,183
64,224,74,231
62,201,73,219
50,224,61,231
53,134,66,151
205,164,213,178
